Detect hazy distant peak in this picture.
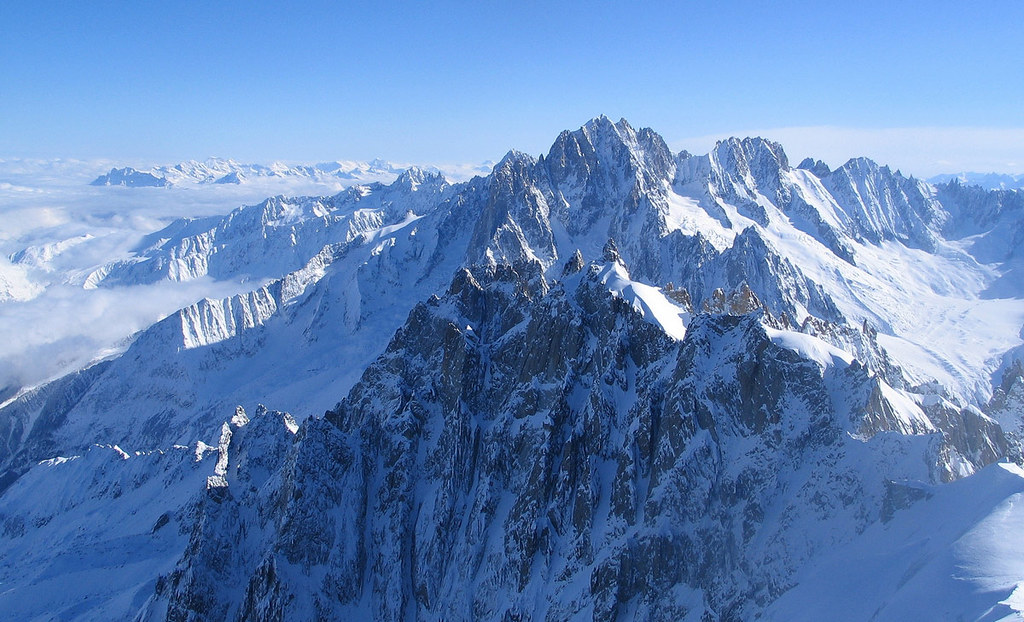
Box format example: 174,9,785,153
928,171,1024,191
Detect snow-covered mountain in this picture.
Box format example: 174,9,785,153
137,259,1007,621
0,156,496,393
2,116,1024,620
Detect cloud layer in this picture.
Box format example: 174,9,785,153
0,160,358,395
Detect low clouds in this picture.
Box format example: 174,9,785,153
0,160,349,396
0,156,497,397
0,276,256,393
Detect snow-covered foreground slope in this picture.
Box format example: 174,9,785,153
764,461,1024,621
0,405,298,621
2,117,1024,620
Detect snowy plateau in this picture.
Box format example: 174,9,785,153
2,116,1024,621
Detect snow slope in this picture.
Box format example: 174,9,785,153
764,462,1024,621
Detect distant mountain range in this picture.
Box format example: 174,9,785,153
928,171,1024,190
90,157,494,187
92,158,1024,195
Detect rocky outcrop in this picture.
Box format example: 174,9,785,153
148,261,1007,621
989,360,1024,461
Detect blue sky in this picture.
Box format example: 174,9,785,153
2,1,1022,176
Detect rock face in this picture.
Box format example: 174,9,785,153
143,260,1006,621
3,117,1024,621
818,157,943,250
990,360,1024,462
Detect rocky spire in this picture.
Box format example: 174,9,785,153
602,238,621,263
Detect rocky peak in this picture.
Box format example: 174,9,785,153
798,157,832,178
661,282,694,313
493,149,537,176
562,249,585,276
834,156,884,177
601,238,621,263
90,166,169,187
543,117,675,198
819,156,942,250
700,281,764,316
705,137,792,225
393,166,442,191
713,136,791,176
465,150,554,266
443,260,547,312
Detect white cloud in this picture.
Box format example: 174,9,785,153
0,277,258,394
0,160,334,394
674,127,1024,179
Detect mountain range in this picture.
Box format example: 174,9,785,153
89,158,493,188
2,116,1024,621
928,172,1024,191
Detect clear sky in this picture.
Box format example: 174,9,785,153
2,0,1022,176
